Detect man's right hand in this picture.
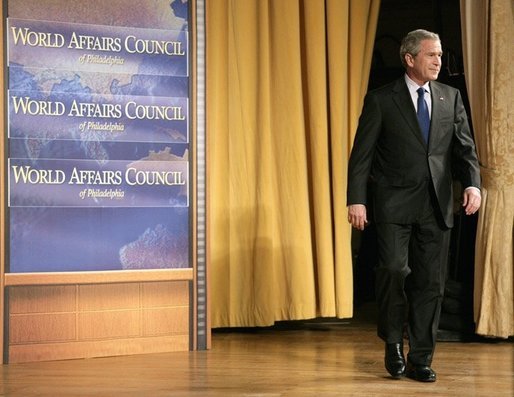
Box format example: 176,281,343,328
347,204,368,231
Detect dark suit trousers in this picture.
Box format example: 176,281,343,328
374,187,451,366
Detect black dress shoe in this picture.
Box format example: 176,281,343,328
384,343,406,378
405,362,436,382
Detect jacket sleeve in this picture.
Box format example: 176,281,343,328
347,92,382,206
451,90,481,190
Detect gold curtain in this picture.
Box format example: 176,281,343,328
206,0,380,327
460,0,514,338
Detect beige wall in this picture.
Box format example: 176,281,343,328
7,280,191,363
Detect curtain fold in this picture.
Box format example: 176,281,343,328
460,0,514,338
207,0,380,327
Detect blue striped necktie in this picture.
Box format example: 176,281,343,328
417,87,430,144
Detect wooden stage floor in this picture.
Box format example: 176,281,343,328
1,305,513,396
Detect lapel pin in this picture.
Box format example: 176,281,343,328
439,97,444,101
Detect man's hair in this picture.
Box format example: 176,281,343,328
399,29,440,68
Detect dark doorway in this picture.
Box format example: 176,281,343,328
353,0,479,340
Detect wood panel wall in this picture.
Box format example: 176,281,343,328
1,1,204,363
6,280,191,363
1,0,6,364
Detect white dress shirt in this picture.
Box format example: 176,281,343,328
405,74,432,117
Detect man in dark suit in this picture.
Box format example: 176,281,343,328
347,29,481,382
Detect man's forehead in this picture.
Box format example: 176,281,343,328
420,39,442,51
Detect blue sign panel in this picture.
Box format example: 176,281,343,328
6,1,191,272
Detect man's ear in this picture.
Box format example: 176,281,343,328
405,53,415,68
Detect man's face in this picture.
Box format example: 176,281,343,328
405,39,442,85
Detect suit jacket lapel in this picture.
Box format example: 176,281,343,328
391,79,426,147
428,82,447,148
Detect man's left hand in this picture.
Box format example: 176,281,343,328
462,187,481,215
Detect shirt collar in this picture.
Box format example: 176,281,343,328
404,74,430,94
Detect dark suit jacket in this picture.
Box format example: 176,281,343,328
347,78,480,228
